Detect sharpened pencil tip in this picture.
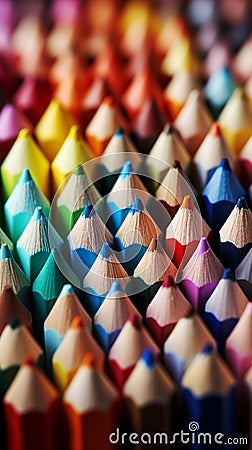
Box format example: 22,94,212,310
33,206,44,221
20,168,32,183
59,284,74,297
131,198,144,215
74,165,85,176
1,244,11,260
220,158,231,171
10,316,21,329
197,237,210,255
172,160,182,169
120,161,133,178
82,352,95,368
141,349,156,369
70,316,83,329
23,357,35,367
100,242,112,259
115,127,124,136
129,313,141,330
162,275,176,288
236,196,248,210
222,268,235,281
82,202,93,218
201,344,215,355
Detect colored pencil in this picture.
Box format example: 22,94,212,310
32,249,71,343
16,206,63,282
0,244,30,310
63,353,119,450
44,284,91,370
83,242,131,317
155,160,197,219
174,89,212,156
146,275,192,347
0,317,43,397
3,168,50,243
133,238,177,313
13,77,52,125
145,124,191,183
4,359,60,450
35,99,75,162
177,237,224,314
1,128,50,200
164,311,216,383
204,66,236,118
105,160,149,234
108,314,160,390
51,125,94,193
130,97,165,154
192,121,236,191
115,198,159,275
52,316,104,392
123,349,176,439
93,281,141,353
204,268,248,354
219,87,252,155
219,197,252,270
166,194,211,269
0,103,32,162
181,345,237,448
67,202,113,277
53,164,102,239
225,302,252,380
0,285,32,335
164,70,200,120
96,127,141,192
239,135,252,189
85,96,122,157
235,248,252,300
202,158,245,233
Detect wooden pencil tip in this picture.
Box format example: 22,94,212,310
220,158,231,171
23,357,35,367
82,202,93,218
109,281,122,294
1,244,11,260
197,237,210,255
131,198,144,214
100,242,112,259
70,316,83,329
21,168,32,183
209,121,221,138
172,160,182,169
59,284,74,297
33,206,44,221
181,195,194,210
236,196,248,210
120,160,134,178
201,344,215,355
129,313,141,330
103,96,114,107
82,352,95,368
162,275,176,288
10,316,21,329
163,123,175,135
17,128,30,140
74,165,85,176
68,124,81,141
141,349,156,369
115,127,124,136
222,268,234,280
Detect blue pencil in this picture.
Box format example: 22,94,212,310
182,345,237,450
204,268,248,354
93,281,141,353
202,158,245,234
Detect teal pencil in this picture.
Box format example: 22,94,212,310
32,248,69,344
4,168,50,243
0,244,31,310
16,206,64,282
